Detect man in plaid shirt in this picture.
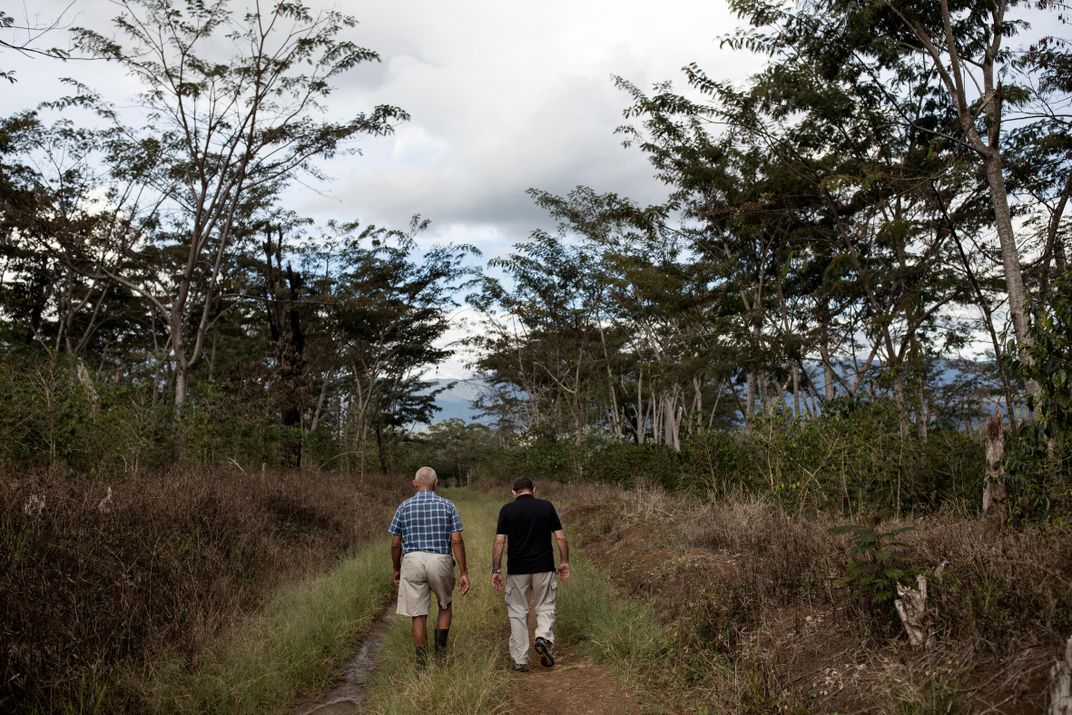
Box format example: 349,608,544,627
389,466,469,664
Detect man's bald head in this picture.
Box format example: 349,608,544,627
414,466,438,489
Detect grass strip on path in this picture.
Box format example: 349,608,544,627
137,541,393,714
361,489,515,714
556,554,668,668
553,553,679,711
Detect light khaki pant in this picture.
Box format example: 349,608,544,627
504,572,557,665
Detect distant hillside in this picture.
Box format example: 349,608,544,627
426,378,490,424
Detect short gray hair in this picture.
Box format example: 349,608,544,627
414,466,438,486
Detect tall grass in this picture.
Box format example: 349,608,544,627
138,542,392,713
361,490,515,714
555,556,668,669
0,468,404,711
553,482,1072,713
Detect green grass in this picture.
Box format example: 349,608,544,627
137,540,393,714
134,488,674,715
556,555,669,668
361,489,515,714
554,553,677,710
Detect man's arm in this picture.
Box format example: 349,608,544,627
391,534,403,586
554,529,570,581
451,531,470,595
491,534,506,591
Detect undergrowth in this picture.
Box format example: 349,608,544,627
137,542,392,713
551,481,1072,713
0,468,404,712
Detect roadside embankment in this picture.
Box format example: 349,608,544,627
548,481,1072,713
0,468,404,712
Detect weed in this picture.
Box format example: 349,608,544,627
0,468,405,711
829,523,916,624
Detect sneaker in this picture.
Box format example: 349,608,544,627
512,662,529,672
534,637,555,667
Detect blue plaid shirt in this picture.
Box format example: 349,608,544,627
388,490,463,555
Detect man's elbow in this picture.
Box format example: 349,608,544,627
451,532,464,544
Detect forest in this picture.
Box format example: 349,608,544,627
2,0,1071,712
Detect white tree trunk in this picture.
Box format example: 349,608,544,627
1051,635,1072,715
983,411,1007,521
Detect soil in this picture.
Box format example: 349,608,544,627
509,592,643,715
507,584,642,715
510,641,641,715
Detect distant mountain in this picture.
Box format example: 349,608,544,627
425,378,491,424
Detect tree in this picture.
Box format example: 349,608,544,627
724,0,1072,365
0,111,154,365
0,7,73,83
72,0,407,453
308,219,477,474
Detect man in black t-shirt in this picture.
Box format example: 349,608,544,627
491,477,570,671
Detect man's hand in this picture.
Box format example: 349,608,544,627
459,572,470,595
557,562,571,582
390,535,402,588
492,572,504,591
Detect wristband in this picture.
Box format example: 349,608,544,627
491,567,502,574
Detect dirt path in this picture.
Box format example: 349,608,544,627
295,489,643,714
296,610,394,715
510,641,641,715
508,596,641,714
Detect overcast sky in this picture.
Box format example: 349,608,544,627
3,0,763,378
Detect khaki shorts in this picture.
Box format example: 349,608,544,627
397,551,455,617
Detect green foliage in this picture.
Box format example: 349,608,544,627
397,420,503,484
1006,274,1072,517
585,441,680,490
829,523,915,621
0,350,173,474
490,410,983,516
1016,275,1072,437
682,407,983,516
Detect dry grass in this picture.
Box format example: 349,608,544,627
553,482,1072,713
0,468,405,712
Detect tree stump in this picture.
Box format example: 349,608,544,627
982,410,1007,522
1052,635,1072,715
894,575,929,649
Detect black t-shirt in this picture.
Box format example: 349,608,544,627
496,494,562,575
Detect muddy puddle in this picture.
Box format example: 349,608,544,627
297,609,394,715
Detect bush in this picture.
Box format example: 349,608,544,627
480,406,984,517
681,405,984,516
0,468,404,712
555,482,1072,712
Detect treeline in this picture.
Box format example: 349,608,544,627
2,0,1071,518
466,0,1072,516
0,0,476,475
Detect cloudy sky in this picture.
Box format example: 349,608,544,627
4,0,763,377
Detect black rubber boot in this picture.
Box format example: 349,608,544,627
415,645,428,667
434,628,449,660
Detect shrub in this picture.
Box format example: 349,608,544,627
681,406,984,517
0,468,404,712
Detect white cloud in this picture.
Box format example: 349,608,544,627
4,0,764,378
